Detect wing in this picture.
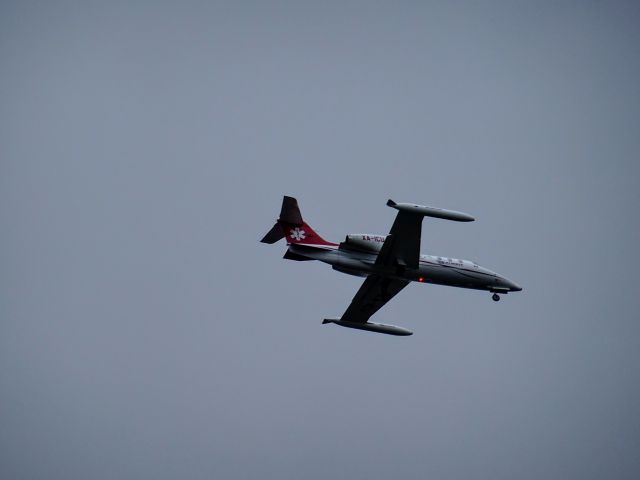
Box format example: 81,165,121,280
375,199,475,269
339,274,410,324
375,202,424,270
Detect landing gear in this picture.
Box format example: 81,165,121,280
492,293,500,302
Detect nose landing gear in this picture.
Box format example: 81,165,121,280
492,293,500,302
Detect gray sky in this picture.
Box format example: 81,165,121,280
2,1,640,479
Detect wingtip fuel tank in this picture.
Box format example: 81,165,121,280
323,319,413,336
387,199,475,222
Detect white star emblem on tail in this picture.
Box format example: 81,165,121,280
290,227,306,241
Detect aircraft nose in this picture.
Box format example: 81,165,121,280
501,277,522,292
508,280,523,292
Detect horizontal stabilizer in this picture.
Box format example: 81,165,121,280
322,319,413,336
283,250,313,261
387,199,474,222
260,223,285,244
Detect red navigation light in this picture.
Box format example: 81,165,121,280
418,277,424,282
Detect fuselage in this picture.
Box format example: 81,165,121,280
288,243,522,294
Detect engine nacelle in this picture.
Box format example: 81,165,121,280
343,234,387,252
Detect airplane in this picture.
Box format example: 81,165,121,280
261,196,522,336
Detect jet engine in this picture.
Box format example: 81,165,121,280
342,234,387,252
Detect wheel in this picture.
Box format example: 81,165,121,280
492,293,500,302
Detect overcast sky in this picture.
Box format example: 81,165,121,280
2,1,640,479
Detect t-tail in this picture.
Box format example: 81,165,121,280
260,196,336,246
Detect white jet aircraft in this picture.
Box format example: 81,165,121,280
261,196,521,336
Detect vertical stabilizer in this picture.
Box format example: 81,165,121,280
260,196,336,246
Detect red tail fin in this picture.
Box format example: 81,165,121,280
260,196,337,246
279,220,335,245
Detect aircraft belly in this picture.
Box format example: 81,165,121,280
418,264,486,289
290,246,375,275
288,245,335,262
332,251,376,274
